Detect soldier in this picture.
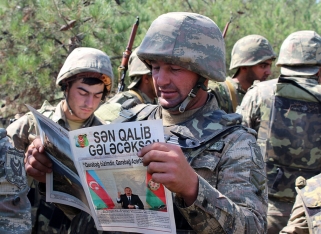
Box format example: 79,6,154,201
7,47,113,233
280,174,321,234
0,128,31,233
95,47,157,123
236,30,321,233
25,12,267,233
209,34,276,113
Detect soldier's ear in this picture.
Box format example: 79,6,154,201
61,84,67,92
240,66,248,72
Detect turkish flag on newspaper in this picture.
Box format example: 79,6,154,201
146,172,167,211
86,170,115,210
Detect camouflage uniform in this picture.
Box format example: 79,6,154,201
236,30,321,233
280,174,321,234
208,77,244,113
95,47,156,123
7,47,114,234
66,12,268,234
0,128,31,234
209,35,275,113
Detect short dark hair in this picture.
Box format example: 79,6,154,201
61,77,109,100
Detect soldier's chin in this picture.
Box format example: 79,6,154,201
159,102,177,110
158,98,179,109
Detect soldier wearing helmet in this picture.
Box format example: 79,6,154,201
95,47,157,123
237,31,321,234
7,47,114,233
24,12,268,233
209,34,276,113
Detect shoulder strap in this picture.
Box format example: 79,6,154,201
168,125,242,164
278,77,321,103
128,90,144,103
225,79,238,112
112,104,158,123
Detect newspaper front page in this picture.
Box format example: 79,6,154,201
27,105,176,233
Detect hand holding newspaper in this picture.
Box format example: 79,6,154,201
27,105,176,233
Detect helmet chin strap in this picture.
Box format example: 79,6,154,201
64,92,75,116
164,77,207,113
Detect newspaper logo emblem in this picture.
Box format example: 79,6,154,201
75,134,89,148
148,179,160,191
5,147,27,188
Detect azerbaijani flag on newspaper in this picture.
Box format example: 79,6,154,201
86,170,115,210
146,172,167,211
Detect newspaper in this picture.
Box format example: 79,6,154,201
27,105,176,233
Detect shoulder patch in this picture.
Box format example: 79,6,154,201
208,140,225,152
5,147,27,189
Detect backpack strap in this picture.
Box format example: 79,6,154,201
112,104,158,123
278,77,321,103
225,79,238,112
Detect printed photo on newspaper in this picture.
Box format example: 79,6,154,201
26,104,176,234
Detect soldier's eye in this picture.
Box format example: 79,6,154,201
94,94,103,99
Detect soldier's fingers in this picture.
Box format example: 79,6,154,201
31,137,45,153
137,142,169,158
140,149,168,166
146,160,167,174
26,149,52,173
32,149,52,168
25,163,46,183
28,152,52,174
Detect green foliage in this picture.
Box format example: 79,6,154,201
1,0,321,121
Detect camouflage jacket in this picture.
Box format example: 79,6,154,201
208,77,245,113
237,76,321,202
68,93,268,234
95,88,157,123
280,174,321,234
0,128,31,233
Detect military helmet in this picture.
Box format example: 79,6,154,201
56,47,113,92
128,47,151,89
276,30,321,76
229,35,276,70
137,12,226,82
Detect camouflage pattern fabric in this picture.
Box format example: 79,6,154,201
67,93,268,233
7,100,104,234
208,77,246,113
0,128,31,234
128,47,150,78
276,31,321,68
56,47,113,91
229,34,276,70
95,45,156,124
95,88,157,124
237,76,321,233
281,174,321,234
127,47,151,89
136,12,226,82
276,30,321,77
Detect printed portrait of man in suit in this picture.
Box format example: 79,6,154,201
117,187,144,209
